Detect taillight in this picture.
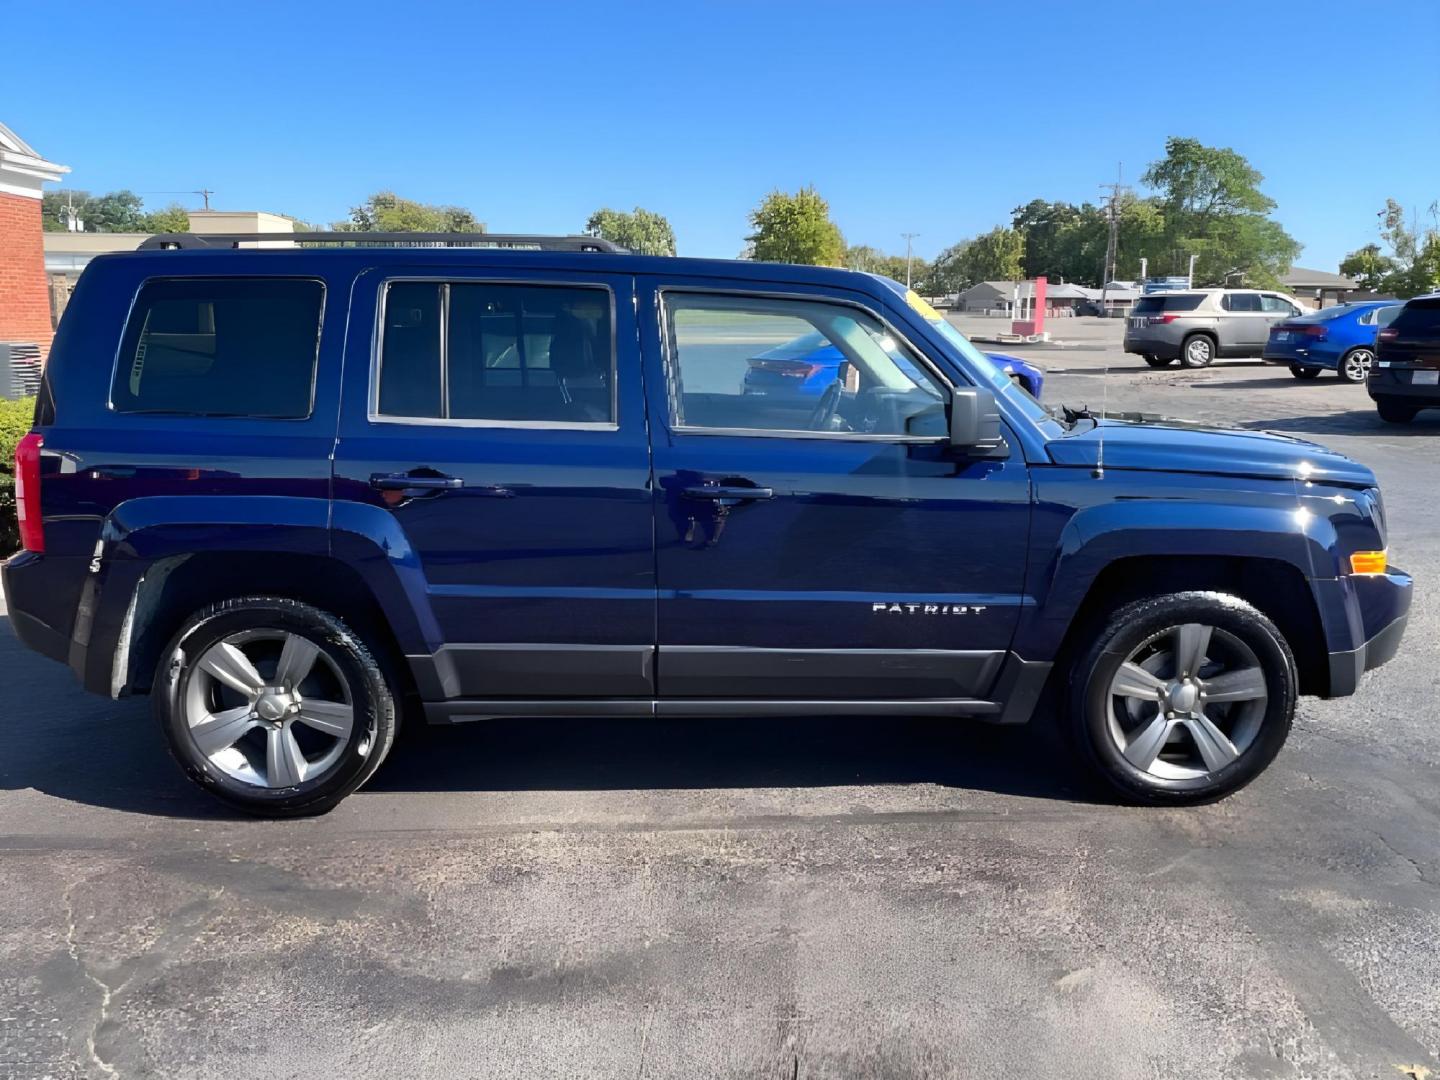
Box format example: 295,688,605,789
747,359,824,379
1157,314,1181,324
14,431,43,553
1378,327,1399,343
1276,323,1327,339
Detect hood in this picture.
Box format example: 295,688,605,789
1045,413,1376,487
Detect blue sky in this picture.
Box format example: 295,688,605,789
5,0,1437,271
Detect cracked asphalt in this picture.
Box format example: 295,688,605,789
2,317,1438,1079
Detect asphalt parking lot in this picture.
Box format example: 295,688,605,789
2,316,1438,1080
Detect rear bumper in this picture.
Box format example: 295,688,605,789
2,552,72,667
1367,368,1440,404
1124,333,1182,359
1263,345,1336,368
1316,567,1412,697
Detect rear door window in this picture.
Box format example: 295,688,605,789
1222,293,1263,312
374,281,615,425
1132,294,1204,315
113,278,324,417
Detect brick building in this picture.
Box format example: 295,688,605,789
0,121,69,359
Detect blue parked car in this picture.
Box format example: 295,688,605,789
1263,300,1404,383
2,232,1411,815
744,333,1043,401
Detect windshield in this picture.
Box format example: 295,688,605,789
871,277,1056,429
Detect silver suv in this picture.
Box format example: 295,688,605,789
1124,289,1305,368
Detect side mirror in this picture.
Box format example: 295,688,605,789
948,386,1005,452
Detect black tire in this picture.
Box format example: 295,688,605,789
1376,397,1418,424
1065,591,1296,805
1289,364,1321,380
1337,348,1373,384
1143,354,1173,368
1179,334,1216,369
155,597,398,817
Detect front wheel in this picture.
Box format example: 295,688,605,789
155,597,398,817
1290,364,1321,380
1339,348,1373,384
1066,592,1296,804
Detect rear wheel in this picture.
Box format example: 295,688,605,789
1180,334,1215,368
1143,354,1173,368
1338,348,1373,384
1066,592,1296,804
1289,364,1321,380
1376,398,1419,424
155,597,398,817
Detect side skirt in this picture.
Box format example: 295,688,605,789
424,698,1003,724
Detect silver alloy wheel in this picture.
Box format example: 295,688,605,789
1105,622,1268,780
1185,337,1213,365
183,630,359,788
1343,348,1373,382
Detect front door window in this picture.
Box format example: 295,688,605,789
665,294,948,439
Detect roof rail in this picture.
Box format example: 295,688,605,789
137,232,628,253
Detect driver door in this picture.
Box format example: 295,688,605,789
638,278,1031,703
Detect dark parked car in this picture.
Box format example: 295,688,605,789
4,233,1411,815
1263,301,1403,383
1367,294,1440,423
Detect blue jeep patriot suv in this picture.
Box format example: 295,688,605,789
3,233,1412,816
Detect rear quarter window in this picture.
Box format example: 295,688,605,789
1132,294,1205,314
1390,298,1440,335
112,277,324,417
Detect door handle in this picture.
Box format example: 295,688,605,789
370,472,464,491
681,484,774,502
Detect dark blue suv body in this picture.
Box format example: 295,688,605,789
3,237,1412,815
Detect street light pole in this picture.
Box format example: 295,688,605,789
901,232,920,289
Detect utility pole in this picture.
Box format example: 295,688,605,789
901,232,920,289
1098,163,1130,315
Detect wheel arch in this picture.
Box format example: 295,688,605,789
1042,554,1328,698
120,551,417,699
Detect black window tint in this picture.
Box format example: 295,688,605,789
1375,305,1404,327
113,278,322,417
666,294,947,437
1391,298,1440,334
376,282,613,424
377,282,442,418
1133,294,1204,314
448,284,613,423
1223,293,1263,312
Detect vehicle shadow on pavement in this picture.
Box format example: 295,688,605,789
1,615,1096,815
369,707,1097,803
1238,410,1440,437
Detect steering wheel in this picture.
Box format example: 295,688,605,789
808,380,844,431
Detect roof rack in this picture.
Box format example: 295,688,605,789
137,232,628,253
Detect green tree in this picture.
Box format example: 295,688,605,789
1139,137,1299,288
1339,243,1398,292
747,186,844,266
1339,200,1440,298
141,203,192,233
0,395,36,553
585,206,677,255
41,189,149,233
956,226,1025,284
928,240,972,294
338,191,484,232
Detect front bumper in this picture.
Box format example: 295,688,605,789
1316,567,1413,697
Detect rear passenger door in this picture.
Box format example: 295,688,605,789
331,268,657,702
1221,292,1269,349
